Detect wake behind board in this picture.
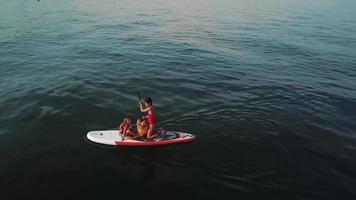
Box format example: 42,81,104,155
87,130,197,146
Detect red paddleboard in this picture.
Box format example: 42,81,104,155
87,130,197,146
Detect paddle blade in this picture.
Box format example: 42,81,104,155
138,91,142,102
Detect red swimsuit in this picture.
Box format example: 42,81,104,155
148,111,156,125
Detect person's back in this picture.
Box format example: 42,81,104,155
136,117,148,137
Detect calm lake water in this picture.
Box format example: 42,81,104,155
1,0,356,199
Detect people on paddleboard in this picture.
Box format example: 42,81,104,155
118,117,134,140
134,116,148,138
139,97,160,140
121,117,148,140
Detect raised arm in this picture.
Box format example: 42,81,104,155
139,102,151,112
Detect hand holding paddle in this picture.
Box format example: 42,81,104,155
138,91,143,111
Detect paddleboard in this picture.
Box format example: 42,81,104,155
87,130,197,146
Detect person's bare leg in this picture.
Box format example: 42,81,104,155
147,124,156,140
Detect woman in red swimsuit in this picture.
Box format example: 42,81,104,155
139,97,157,140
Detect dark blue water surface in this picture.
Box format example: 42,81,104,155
1,0,356,199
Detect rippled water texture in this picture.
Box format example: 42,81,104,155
1,0,356,199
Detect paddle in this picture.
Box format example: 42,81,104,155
137,91,142,112
137,91,142,104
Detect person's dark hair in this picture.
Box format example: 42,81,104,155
144,97,152,105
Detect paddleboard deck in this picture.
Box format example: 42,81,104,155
87,130,197,146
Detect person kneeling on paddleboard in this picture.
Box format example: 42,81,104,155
139,97,160,140
118,119,127,134
136,117,148,138
118,117,134,140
